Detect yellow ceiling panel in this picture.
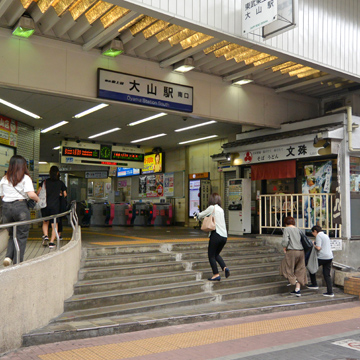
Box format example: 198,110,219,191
118,15,144,33
101,6,130,28
272,61,296,72
20,0,34,9
129,16,157,36
156,24,184,43
53,0,74,16
224,46,250,61
69,0,97,20
180,33,213,49
37,0,56,13
234,50,260,63
214,44,241,58
281,64,304,74
143,20,170,39
253,55,278,66
203,40,230,55
296,69,321,78
168,29,197,46
85,1,113,24
288,66,314,76
244,53,270,65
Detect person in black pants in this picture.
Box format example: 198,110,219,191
196,193,230,281
307,225,334,297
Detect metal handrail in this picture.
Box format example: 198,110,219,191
0,201,78,265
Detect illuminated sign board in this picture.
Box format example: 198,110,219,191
117,167,140,177
142,153,163,174
60,141,144,169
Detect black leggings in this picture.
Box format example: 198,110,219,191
208,231,227,274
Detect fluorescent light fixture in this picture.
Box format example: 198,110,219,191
0,98,41,119
175,120,217,132
102,39,124,57
39,162,48,164
178,135,218,145
131,133,167,143
73,103,109,118
174,57,195,73
53,146,60,150
41,121,68,133
12,16,35,38
88,127,121,139
232,75,254,86
127,112,167,126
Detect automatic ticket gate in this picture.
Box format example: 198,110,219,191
90,201,111,226
131,203,153,226
151,203,173,226
109,203,133,226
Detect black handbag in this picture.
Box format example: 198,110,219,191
299,229,313,253
27,199,36,209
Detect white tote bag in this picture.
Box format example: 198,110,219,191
35,181,47,210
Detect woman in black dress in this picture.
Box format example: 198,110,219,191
38,166,67,248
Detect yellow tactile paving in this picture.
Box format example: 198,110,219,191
39,306,360,360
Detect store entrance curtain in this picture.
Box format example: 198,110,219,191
251,160,296,180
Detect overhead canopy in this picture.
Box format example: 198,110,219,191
251,160,296,180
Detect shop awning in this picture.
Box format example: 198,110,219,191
251,160,296,180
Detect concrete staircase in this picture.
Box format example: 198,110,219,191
22,239,356,346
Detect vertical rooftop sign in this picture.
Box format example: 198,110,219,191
98,69,193,112
242,0,278,35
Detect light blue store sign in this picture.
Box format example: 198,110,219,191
98,69,193,112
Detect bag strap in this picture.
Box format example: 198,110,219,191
13,184,28,200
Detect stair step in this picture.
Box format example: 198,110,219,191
23,292,357,347
74,271,200,295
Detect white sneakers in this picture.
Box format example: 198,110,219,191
3,257,12,266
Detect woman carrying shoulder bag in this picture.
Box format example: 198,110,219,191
196,193,230,281
0,155,39,266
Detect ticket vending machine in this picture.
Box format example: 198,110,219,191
228,179,251,235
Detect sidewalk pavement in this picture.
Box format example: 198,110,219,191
2,301,360,360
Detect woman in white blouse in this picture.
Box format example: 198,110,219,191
0,155,39,266
196,193,230,281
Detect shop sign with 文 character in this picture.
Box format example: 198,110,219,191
242,0,278,35
238,141,320,164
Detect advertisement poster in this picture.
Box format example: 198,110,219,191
94,182,104,197
143,153,163,174
104,182,112,195
146,174,157,197
164,172,174,197
139,175,147,197
155,174,164,197
302,161,332,227
189,179,200,216
0,116,17,147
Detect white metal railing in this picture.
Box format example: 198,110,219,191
0,201,78,264
259,193,341,237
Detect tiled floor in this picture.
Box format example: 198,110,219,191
2,301,360,360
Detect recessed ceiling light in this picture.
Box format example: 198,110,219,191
131,133,167,143
0,98,41,119
178,135,218,145
73,103,109,118
88,127,121,139
39,161,48,164
175,120,217,132
53,146,60,150
174,57,195,73
41,121,68,133
127,112,167,126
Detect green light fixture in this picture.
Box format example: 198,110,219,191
12,16,35,38
102,40,124,57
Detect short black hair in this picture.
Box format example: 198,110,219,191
311,225,322,233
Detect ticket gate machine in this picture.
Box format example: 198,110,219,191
90,201,111,226
109,203,133,226
151,203,173,225
131,203,153,226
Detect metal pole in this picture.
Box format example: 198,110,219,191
13,225,20,265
